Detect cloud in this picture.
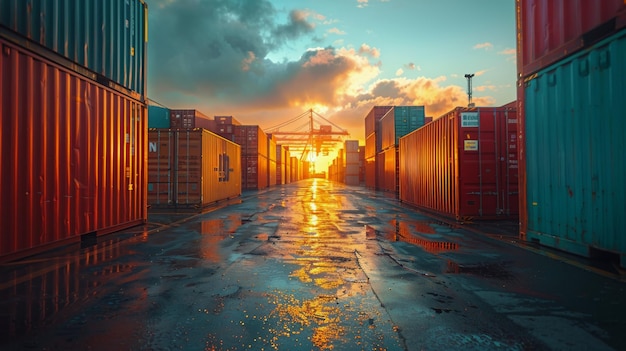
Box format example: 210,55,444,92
328,27,346,35
474,85,497,92
147,0,497,143
473,42,493,50
475,69,489,76
395,68,404,76
358,43,380,58
148,0,317,102
357,0,369,8
499,48,516,55
404,62,421,71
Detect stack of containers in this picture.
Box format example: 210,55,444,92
378,106,426,194
344,140,360,185
358,146,366,184
0,0,148,261
517,0,626,267
234,125,269,189
290,157,300,182
147,129,241,208
284,147,292,184
399,105,518,220
276,145,285,185
267,135,277,186
211,115,241,141
170,109,214,130
364,106,393,189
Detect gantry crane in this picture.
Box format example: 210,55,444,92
265,109,350,162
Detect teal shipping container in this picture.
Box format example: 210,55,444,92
521,29,626,267
0,0,148,98
148,105,170,128
379,106,425,151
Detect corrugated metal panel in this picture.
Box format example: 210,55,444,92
0,37,146,261
365,156,376,189
364,106,392,136
365,133,376,159
399,106,518,220
214,115,241,126
521,29,626,265
242,154,268,190
516,0,626,77
147,129,241,208
378,147,398,194
148,105,170,128
0,0,148,97
234,125,268,157
169,109,213,129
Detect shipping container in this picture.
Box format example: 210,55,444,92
147,129,241,208
359,146,366,183
170,109,213,130
268,135,277,186
399,106,518,220
0,37,147,261
520,29,626,267
242,155,269,190
365,133,377,159
364,106,393,136
233,125,269,157
378,147,398,194
290,157,299,182
0,0,148,98
379,106,426,151
214,115,241,126
516,0,626,78
365,156,376,189
148,104,170,128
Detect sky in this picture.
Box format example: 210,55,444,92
147,0,517,162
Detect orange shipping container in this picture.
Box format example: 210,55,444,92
147,129,241,208
0,37,146,261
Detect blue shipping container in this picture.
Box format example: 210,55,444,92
522,28,626,267
0,0,148,98
148,105,171,128
379,106,425,150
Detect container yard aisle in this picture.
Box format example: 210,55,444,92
1,179,625,351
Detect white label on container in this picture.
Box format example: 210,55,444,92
461,112,479,127
464,140,478,151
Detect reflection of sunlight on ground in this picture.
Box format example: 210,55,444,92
262,179,374,349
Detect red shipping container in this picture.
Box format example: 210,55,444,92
399,106,518,220
364,106,392,136
233,125,269,157
170,109,213,129
0,37,147,261
365,156,376,189
516,0,626,77
378,147,398,194
242,155,269,190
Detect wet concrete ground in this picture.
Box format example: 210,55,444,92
1,179,625,351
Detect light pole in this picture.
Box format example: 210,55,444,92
464,73,475,108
